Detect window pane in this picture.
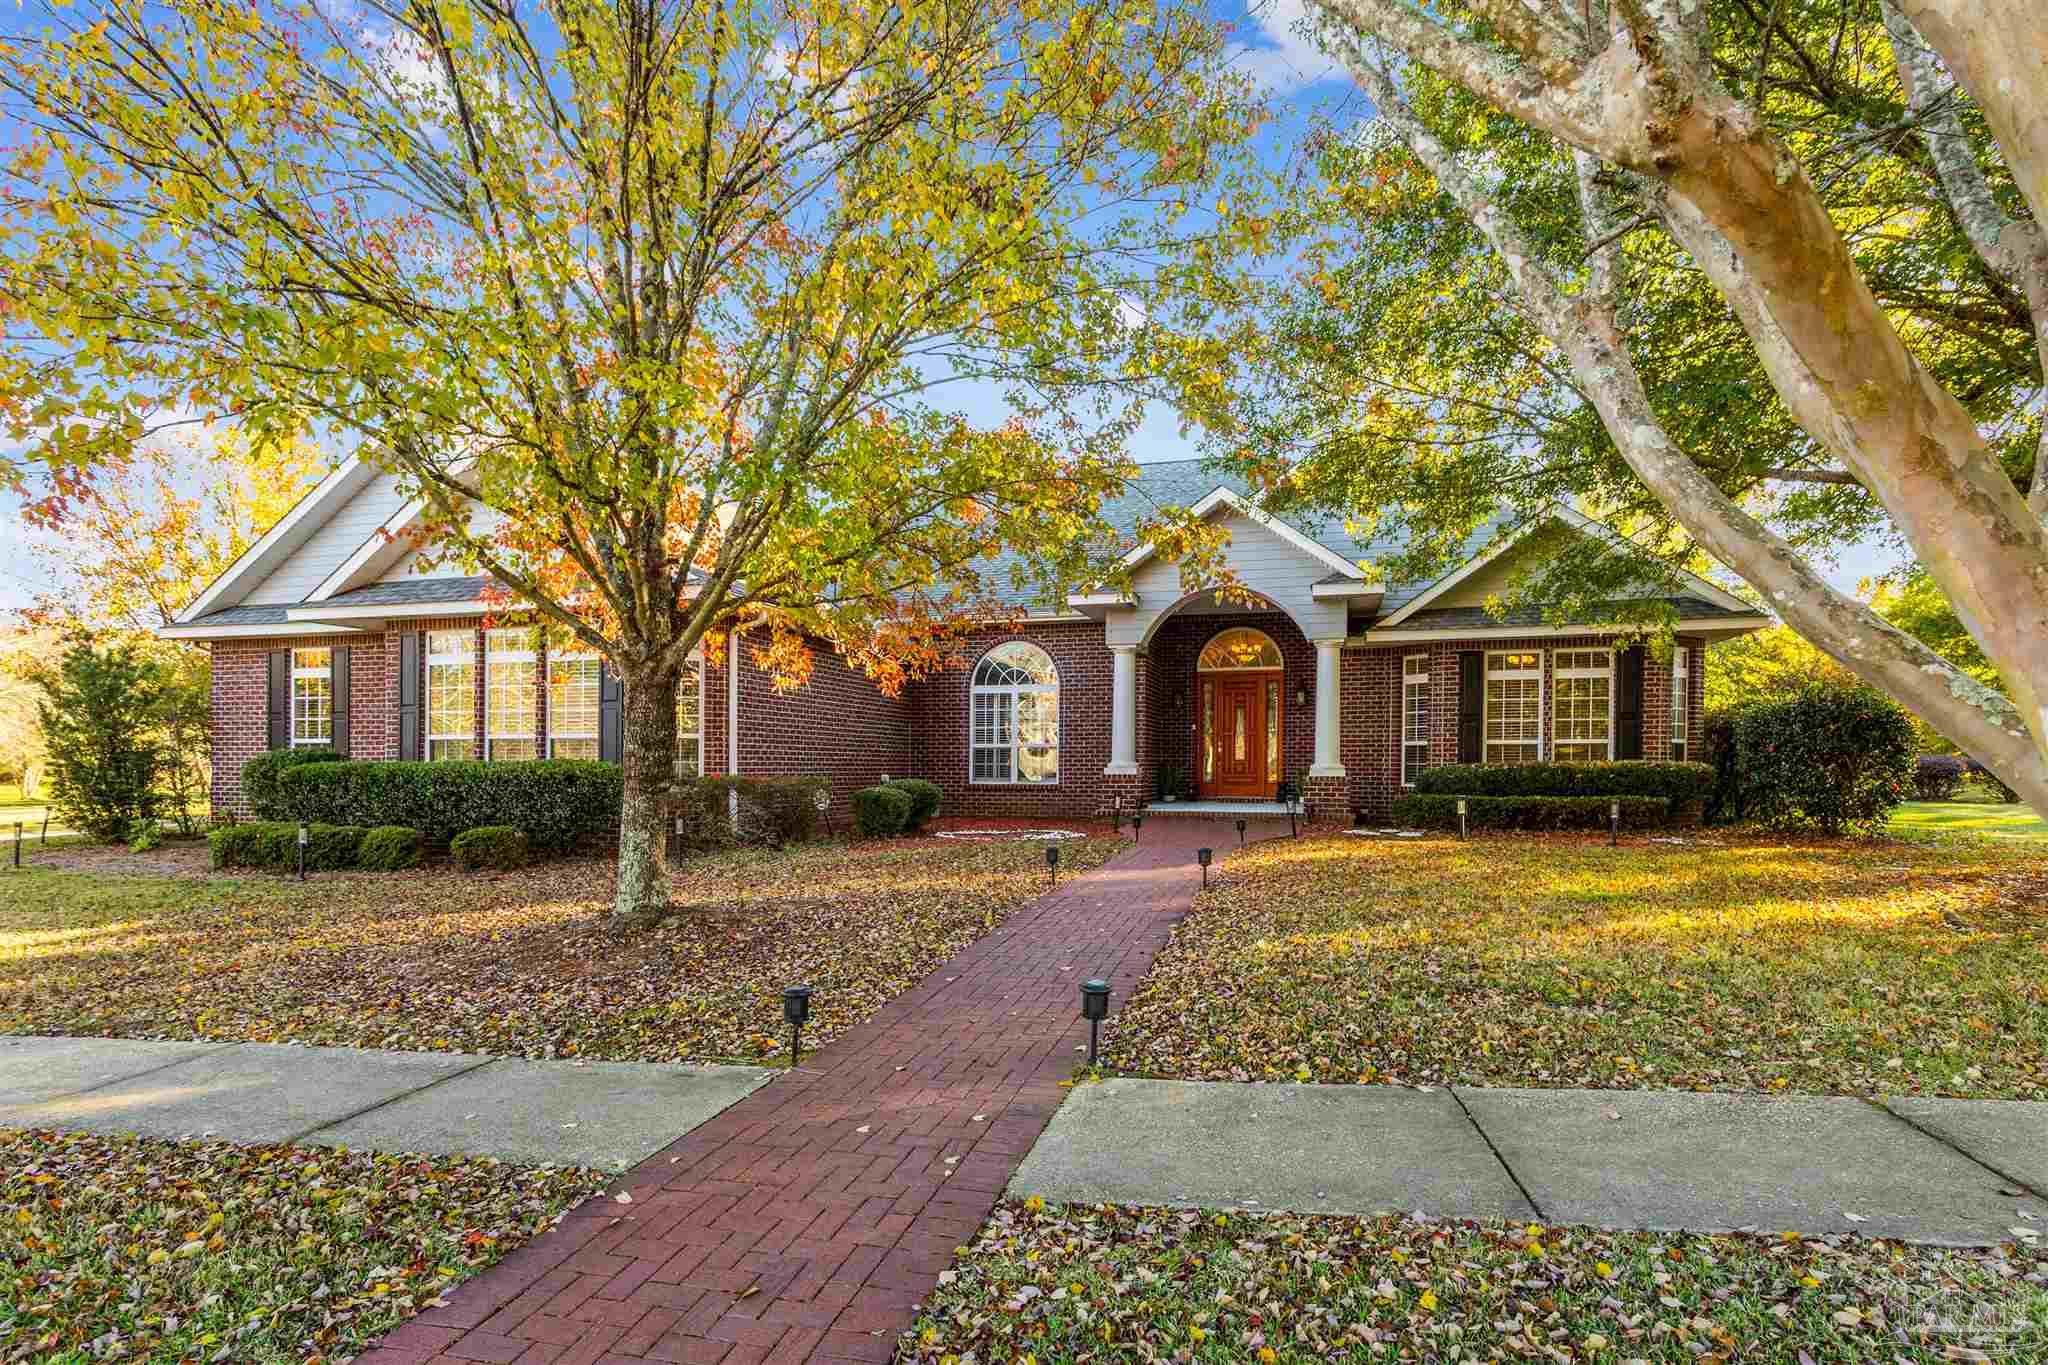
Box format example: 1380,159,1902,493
427,630,471,657
548,658,601,740
1266,681,1278,778
675,736,702,778
292,675,332,744
487,657,537,753
429,738,476,761
550,738,600,760
490,739,537,762
1198,628,1282,671
293,647,331,671
428,661,475,746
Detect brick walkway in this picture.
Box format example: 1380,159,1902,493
364,819,1287,1365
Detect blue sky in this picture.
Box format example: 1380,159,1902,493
0,0,1894,613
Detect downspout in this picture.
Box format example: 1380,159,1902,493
727,624,742,825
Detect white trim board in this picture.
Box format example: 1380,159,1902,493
174,459,374,623
157,620,374,641
1353,613,1773,645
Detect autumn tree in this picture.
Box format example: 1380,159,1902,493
0,0,1265,917
1228,0,2048,809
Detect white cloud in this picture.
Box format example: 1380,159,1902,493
1227,0,1341,94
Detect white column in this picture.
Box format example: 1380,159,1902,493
1309,639,1345,778
1104,644,1138,775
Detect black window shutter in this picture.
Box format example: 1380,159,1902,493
397,632,421,760
266,650,291,750
599,664,623,763
331,646,351,755
1456,650,1483,764
1615,646,1645,760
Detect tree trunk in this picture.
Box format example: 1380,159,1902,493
614,664,679,925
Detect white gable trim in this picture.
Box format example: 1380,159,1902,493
174,459,372,623
1114,486,1365,582
158,620,374,641
1374,506,1757,630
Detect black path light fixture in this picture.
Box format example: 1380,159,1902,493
815,788,832,838
1609,798,1621,848
1044,843,1060,889
1234,816,1247,848
1276,780,1300,838
1456,798,1468,841
11,821,20,869
1080,978,1111,1067
296,821,309,881
1111,794,1123,835
1131,812,1144,844
783,985,814,1066
1197,846,1213,888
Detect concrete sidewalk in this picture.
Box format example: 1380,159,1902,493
1012,1078,2048,1247
0,1035,772,1170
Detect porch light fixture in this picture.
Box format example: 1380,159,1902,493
1079,978,1111,1067
1197,846,1212,888
297,822,309,881
1045,843,1059,888
783,985,814,1066
1234,817,1247,848
1295,684,1308,707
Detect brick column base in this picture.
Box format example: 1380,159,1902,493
1303,774,1350,825
1100,771,1143,817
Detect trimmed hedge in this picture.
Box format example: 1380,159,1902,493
884,778,943,832
277,759,620,852
851,784,912,837
242,748,347,819
669,775,830,850
1913,754,1966,802
208,821,367,872
451,825,529,870
1391,794,1672,832
358,825,424,871
1413,761,1713,803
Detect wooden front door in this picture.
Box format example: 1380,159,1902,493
1200,671,1281,799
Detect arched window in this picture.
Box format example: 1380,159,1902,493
1197,627,1283,671
971,641,1058,784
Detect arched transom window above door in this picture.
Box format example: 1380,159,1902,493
1198,628,1283,671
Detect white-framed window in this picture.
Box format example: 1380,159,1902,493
675,651,703,778
1484,649,1544,765
1401,654,1429,787
1671,645,1691,762
485,628,537,761
291,647,333,747
546,653,602,760
970,640,1058,784
1552,648,1614,762
426,629,477,762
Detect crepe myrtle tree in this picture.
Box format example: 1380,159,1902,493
1261,0,2048,810
0,0,1267,919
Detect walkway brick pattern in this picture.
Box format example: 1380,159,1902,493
362,820,1281,1365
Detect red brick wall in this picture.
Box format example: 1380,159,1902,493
702,635,912,813
902,621,1114,820
210,631,393,814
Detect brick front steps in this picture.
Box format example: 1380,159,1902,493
359,818,1290,1365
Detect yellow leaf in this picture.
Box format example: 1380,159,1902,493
1419,1289,1438,1311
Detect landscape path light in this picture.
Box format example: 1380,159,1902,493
815,789,832,838
1457,799,1468,841
1609,799,1620,847
1080,978,1111,1067
783,985,814,1067
1197,846,1212,888
11,821,19,869
1045,843,1059,890
1131,813,1144,844
1234,817,1247,848
297,822,309,881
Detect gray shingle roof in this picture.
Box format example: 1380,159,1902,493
180,576,492,630
1394,596,1756,631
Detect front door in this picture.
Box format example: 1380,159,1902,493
1200,672,1279,799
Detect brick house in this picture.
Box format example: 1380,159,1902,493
164,459,1768,823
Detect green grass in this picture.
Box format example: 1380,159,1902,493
1106,832,2048,1097
0,835,1122,1064
1890,799,2048,841
0,1127,604,1363
907,1200,2048,1365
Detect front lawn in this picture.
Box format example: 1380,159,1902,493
906,1199,2048,1365
0,835,1120,1064
1105,833,2047,1097
1890,800,2048,842
1,1127,603,1363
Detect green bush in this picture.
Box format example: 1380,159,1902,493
1727,686,1915,834
884,778,943,832
277,759,619,852
1390,793,1673,832
33,638,168,842
207,821,365,871
242,748,347,819
451,825,529,871
357,825,424,871
851,784,912,837
668,776,830,851
1413,760,1713,803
